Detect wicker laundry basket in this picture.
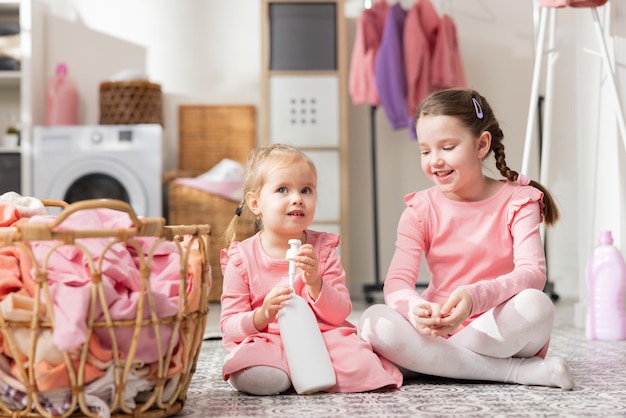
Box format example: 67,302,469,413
0,199,210,417
168,105,257,302
99,80,163,125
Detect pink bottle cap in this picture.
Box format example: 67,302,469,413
599,230,613,245
56,63,68,76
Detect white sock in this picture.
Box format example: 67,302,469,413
506,356,574,390
228,366,291,395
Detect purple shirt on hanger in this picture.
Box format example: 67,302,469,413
375,2,408,131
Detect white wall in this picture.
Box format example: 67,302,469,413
32,0,626,313
36,0,261,171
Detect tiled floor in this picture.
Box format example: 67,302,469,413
176,299,626,417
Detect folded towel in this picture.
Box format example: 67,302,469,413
0,34,21,61
174,159,244,201
0,192,46,217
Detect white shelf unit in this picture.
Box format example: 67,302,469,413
260,0,349,269
0,0,32,195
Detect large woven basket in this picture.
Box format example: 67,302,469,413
0,199,210,417
168,105,257,302
168,184,256,301
99,80,163,125
177,105,256,173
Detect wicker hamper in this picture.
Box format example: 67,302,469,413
99,80,163,125
0,199,210,417
168,184,256,301
168,105,258,302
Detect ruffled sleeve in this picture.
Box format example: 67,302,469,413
314,231,340,269
506,185,544,227
302,230,352,328
220,241,244,278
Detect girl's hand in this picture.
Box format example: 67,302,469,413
293,244,322,299
254,286,292,331
413,302,445,336
413,288,473,337
434,287,473,337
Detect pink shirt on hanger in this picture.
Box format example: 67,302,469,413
431,14,466,91
404,0,440,119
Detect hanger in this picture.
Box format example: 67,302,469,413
438,0,495,23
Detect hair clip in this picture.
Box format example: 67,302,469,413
235,206,243,217
472,98,484,120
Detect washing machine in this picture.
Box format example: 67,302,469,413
33,124,162,217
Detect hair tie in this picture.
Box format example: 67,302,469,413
472,98,484,119
516,173,531,186
235,206,243,217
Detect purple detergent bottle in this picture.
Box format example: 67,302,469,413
586,230,626,340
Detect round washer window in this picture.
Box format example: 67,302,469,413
63,173,131,204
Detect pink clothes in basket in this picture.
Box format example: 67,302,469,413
27,208,182,363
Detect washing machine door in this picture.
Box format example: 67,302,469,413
49,157,148,216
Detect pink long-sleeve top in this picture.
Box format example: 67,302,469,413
384,182,547,329
220,230,402,393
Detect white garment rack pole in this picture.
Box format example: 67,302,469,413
590,7,626,149
523,6,626,177
539,8,558,187
521,6,548,176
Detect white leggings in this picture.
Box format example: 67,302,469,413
228,366,292,396
358,289,574,390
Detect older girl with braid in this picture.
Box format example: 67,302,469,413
359,88,575,390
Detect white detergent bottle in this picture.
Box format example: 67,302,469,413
277,239,336,394
586,230,626,341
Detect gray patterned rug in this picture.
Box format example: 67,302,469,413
175,302,626,418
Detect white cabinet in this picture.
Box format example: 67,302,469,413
260,0,349,265
0,0,32,195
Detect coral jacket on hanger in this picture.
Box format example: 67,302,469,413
349,1,388,106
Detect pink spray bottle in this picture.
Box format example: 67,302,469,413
45,63,79,126
586,230,626,340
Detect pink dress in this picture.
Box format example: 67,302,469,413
220,230,402,393
384,182,547,330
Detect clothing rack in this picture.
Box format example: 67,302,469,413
358,0,464,303
522,3,626,301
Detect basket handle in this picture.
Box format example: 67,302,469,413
49,199,142,228
41,199,70,209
